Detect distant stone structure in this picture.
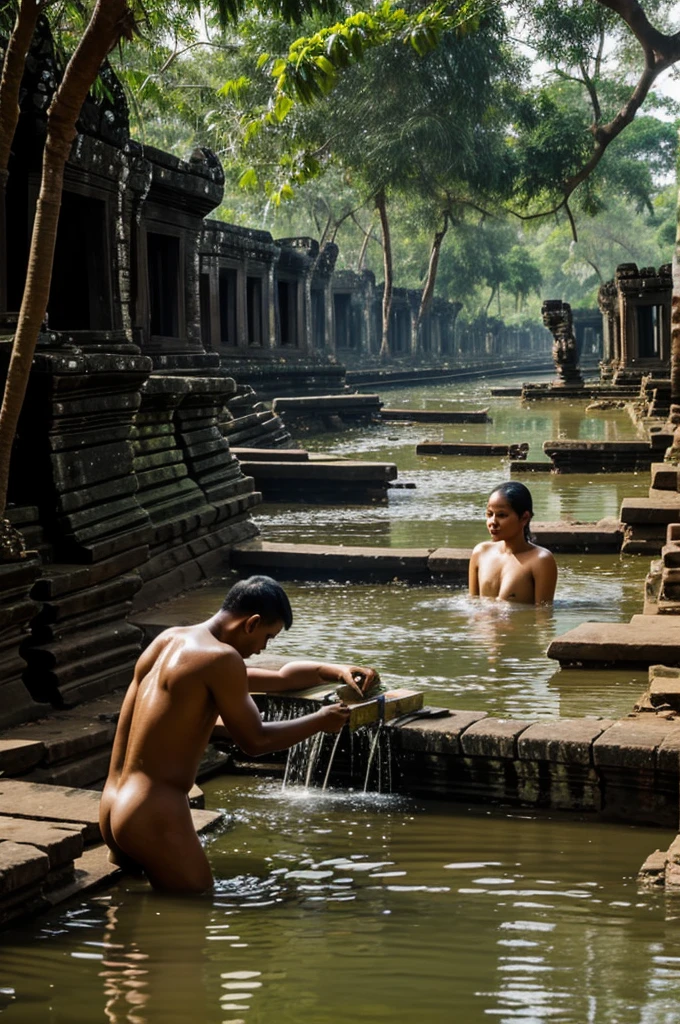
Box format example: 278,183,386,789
598,263,671,385
541,299,584,387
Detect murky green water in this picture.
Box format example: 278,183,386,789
0,780,677,1023
0,373,668,1022
257,375,648,549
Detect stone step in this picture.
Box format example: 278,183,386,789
231,448,309,462
547,616,680,668
0,779,224,847
380,407,490,423
416,441,529,458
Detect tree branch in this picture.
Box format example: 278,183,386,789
594,0,680,64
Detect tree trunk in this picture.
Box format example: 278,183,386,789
0,0,134,518
376,189,393,361
416,213,448,352
0,0,40,172
0,0,41,310
357,214,374,272
669,138,680,457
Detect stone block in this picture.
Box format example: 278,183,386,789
230,540,432,580
637,848,667,887
0,840,49,893
592,718,677,769
426,548,471,577
649,677,680,709
394,711,488,754
25,748,113,788
31,548,149,599
0,816,84,867
547,619,680,667
518,718,615,765
45,843,121,906
662,544,680,568
0,739,44,775
0,781,103,841
459,717,533,759
651,463,680,491
620,497,680,525
656,729,680,772
515,759,602,812
232,448,308,462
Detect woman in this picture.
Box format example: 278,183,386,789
469,481,557,605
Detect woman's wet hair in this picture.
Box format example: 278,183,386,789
489,481,533,541
221,575,293,629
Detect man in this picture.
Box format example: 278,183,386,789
99,575,377,893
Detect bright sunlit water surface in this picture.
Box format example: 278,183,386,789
0,779,678,1024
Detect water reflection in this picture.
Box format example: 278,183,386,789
1,781,678,1024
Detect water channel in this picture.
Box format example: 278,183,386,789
1,373,676,1023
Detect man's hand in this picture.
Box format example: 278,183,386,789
323,664,380,698
318,703,351,733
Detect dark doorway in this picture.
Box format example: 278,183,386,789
247,276,263,346
147,231,180,338
219,267,238,346
48,192,112,331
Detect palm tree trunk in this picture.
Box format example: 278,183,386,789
376,189,393,361
416,213,448,351
0,0,41,310
0,0,134,520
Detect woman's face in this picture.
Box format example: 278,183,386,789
485,491,530,542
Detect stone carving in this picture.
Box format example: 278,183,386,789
541,299,583,387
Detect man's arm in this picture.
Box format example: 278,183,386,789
208,652,351,756
246,660,379,698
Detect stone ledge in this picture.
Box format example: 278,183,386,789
517,718,614,765
592,718,677,769
459,717,533,759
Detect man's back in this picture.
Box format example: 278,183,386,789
119,625,236,793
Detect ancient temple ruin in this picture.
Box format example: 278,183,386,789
0,21,554,729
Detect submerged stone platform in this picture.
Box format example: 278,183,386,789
380,408,490,423
416,441,529,459
543,434,673,474
232,456,398,503
272,394,382,428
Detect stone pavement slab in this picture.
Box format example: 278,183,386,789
6,714,115,764
0,816,84,867
0,840,49,894
0,738,44,776
459,718,533,759
548,618,680,666
517,719,615,765
0,781,223,845
0,780,102,842
396,711,488,754
592,718,679,769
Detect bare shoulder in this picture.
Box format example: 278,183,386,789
472,540,494,556
532,544,557,565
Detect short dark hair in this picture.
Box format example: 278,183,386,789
221,575,293,629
